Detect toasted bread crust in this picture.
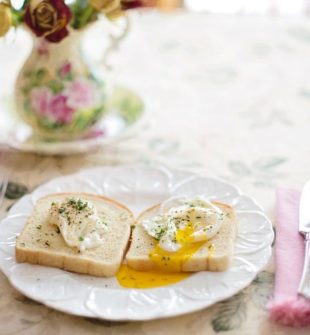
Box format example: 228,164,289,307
126,201,237,272
16,193,134,277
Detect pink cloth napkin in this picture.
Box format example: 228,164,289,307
269,188,310,327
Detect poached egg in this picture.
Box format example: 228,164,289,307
142,197,225,252
49,197,108,252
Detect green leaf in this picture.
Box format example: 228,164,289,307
73,107,105,130
252,271,274,310
48,80,64,94
37,117,64,130
36,68,47,82
211,292,247,332
73,112,90,131
70,1,98,29
5,182,28,200
228,161,251,176
254,157,287,170
108,87,144,124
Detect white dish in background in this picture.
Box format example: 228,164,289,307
0,165,274,321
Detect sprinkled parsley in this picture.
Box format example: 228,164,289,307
68,198,88,211
79,236,84,242
36,225,42,230
154,226,167,240
58,207,65,214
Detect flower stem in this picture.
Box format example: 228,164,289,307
11,8,24,27
78,4,96,29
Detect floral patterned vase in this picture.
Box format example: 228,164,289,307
15,29,106,141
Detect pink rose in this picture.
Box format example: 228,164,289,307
59,62,72,78
30,87,52,116
30,88,74,124
65,78,99,110
48,94,74,123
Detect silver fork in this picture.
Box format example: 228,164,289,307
0,173,9,210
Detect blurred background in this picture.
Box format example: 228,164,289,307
157,0,310,15
2,0,310,172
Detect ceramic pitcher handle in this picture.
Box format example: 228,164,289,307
102,15,131,71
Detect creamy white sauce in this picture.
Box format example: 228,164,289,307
49,198,108,252
142,197,225,252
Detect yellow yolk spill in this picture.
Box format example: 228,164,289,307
149,223,208,272
117,223,215,289
116,264,190,289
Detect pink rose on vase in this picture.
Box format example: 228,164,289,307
59,61,72,78
30,87,74,124
30,87,52,116
64,78,99,110
48,94,74,123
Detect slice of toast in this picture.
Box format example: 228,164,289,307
126,201,237,272
16,193,134,277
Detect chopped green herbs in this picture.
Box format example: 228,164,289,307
58,207,65,214
68,198,88,211
154,226,167,240
36,225,42,230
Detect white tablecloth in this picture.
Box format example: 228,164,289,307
1,10,310,334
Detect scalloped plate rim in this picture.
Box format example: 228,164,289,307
0,164,274,320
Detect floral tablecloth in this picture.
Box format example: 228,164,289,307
1,10,310,335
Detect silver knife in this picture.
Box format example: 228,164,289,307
298,180,310,298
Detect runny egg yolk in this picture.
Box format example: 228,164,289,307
149,222,215,272
117,198,221,289
116,224,215,289
116,264,190,289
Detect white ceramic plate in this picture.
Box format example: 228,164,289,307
0,165,274,321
